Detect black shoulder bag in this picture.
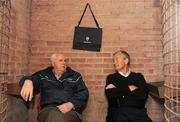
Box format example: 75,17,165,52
72,3,103,52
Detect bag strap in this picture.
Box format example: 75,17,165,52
78,3,100,28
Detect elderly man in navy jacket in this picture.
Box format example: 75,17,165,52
105,50,152,122
20,53,89,122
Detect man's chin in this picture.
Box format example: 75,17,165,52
55,68,66,73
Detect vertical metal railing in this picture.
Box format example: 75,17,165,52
0,0,10,122
161,0,180,122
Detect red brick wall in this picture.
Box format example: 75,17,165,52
7,0,32,122
28,0,163,122
8,0,32,82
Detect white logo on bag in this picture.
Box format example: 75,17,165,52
83,36,92,43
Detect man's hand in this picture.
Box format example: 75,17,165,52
20,80,34,101
57,102,74,113
128,85,138,92
105,84,116,89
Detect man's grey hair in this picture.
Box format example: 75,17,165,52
113,50,130,66
50,53,57,63
50,53,65,63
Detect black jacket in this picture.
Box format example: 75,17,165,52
105,72,149,108
19,67,89,113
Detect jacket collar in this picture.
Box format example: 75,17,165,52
60,67,75,80
45,66,75,80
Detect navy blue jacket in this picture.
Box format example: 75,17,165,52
19,67,89,113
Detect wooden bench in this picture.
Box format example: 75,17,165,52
147,81,164,102
6,82,21,96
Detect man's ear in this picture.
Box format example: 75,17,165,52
124,58,129,65
51,62,55,67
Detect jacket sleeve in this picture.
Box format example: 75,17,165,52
104,75,129,99
105,75,120,99
69,75,89,112
19,70,42,91
128,73,149,100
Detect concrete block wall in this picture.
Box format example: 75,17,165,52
7,0,164,122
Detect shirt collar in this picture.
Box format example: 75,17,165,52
52,69,62,80
118,70,131,77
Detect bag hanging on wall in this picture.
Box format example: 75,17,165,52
72,3,103,52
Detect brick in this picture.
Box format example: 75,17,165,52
70,58,86,63
7,0,164,122
86,58,103,63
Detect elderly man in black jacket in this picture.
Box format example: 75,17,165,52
105,50,152,122
19,53,89,122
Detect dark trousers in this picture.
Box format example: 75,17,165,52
37,107,81,122
106,107,153,122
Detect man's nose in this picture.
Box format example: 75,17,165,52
63,60,66,64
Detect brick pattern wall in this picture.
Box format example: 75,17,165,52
8,0,32,81
6,0,164,122
7,0,32,122
29,0,164,122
